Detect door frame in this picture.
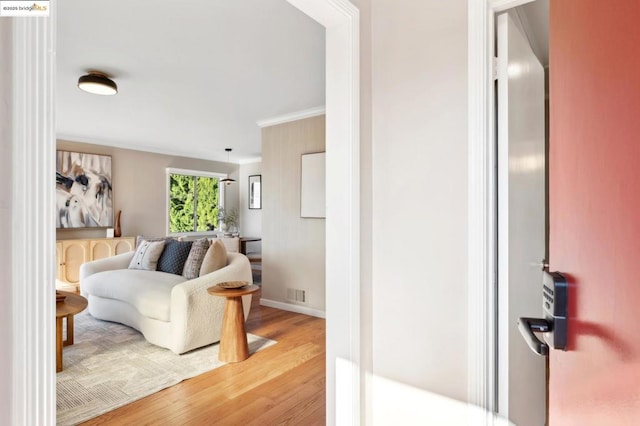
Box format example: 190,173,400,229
10,0,360,424
467,0,537,418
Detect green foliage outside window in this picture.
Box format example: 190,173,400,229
196,176,219,231
169,174,219,233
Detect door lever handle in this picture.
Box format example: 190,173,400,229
518,317,550,356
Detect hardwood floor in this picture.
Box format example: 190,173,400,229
82,288,326,425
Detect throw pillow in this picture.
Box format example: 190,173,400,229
128,240,166,271
200,239,228,275
182,238,211,280
135,235,173,249
157,239,193,275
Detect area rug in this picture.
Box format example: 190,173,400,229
56,311,275,425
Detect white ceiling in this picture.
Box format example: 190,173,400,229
56,0,326,163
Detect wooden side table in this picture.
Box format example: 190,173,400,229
56,291,88,372
207,284,259,363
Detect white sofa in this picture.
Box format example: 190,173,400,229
79,251,253,354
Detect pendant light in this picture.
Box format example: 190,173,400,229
220,148,236,185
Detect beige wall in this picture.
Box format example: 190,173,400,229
368,0,469,406
0,19,11,426
56,140,240,240
239,161,262,239
261,115,326,313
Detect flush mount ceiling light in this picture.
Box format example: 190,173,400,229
221,148,236,186
77,72,118,95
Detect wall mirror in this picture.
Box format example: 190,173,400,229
249,175,262,209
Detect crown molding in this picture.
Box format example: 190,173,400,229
256,106,326,128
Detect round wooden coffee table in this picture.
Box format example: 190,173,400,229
56,291,88,372
207,284,259,363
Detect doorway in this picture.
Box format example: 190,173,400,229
8,1,360,424
467,0,549,423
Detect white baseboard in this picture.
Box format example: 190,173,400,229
260,298,326,319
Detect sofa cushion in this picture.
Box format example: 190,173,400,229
200,239,228,275
83,269,187,321
128,240,166,271
157,239,193,275
182,238,210,280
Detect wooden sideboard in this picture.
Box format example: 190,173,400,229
56,237,135,292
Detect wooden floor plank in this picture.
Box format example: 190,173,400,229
79,288,326,425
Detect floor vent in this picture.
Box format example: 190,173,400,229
286,288,307,304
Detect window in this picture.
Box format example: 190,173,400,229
166,168,226,235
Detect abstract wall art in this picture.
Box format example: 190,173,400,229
56,151,113,228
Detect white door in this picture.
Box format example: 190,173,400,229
497,11,546,426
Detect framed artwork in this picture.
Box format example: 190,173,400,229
249,175,262,209
300,152,325,218
56,151,113,228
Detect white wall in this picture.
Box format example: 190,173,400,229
239,161,262,239
0,19,12,426
369,0,469,404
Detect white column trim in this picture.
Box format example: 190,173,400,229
12,6,56,426
467,0,536,424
